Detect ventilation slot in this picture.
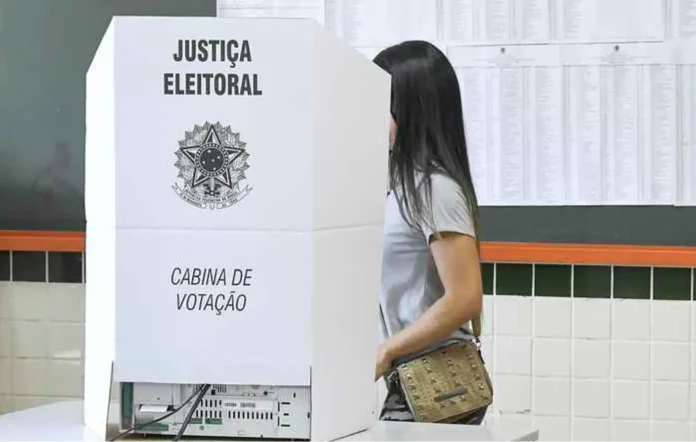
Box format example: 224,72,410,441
211,384,227,393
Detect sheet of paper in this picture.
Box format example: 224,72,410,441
218,0,319,5
682,66,696,205
529,63,565,203
219,0,319,5
642,64,678,203
566,61,604,204
483,0,514,41
217,0,324,23
442,0,550,43
668,0,696,38
325,0,438,46
450,45,565,206
562,43,678,205
556,0,664,42
456,66,492,204
516,0,551,42
218,6,323,22
677,42,696,206
442,0,478,42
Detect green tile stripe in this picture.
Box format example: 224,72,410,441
614,266,650,299
536,264,571,297
496,263,532,296
574,265,611,298
485,263,693,300
482,263,494,295
654,267,691,301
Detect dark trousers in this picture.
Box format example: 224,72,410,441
379,372,488,425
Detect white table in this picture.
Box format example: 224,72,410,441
0,400,538,441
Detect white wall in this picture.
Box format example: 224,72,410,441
0,281,85,413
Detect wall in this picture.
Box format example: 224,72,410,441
0,0,216,231
2,248,696,441
0,251,84,414
481,263,696,441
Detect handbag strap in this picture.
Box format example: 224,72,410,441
472,315,482,338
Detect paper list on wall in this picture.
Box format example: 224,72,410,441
442,0,550,43
683,66,696,205
667,0,696,38
217,0,324,23
564,43,678,205
530,62,565,202
450,42,680,206
483,0,514,41
643,64,678,203
677,43,696,205
450,45,565,205
517,0,551,42
557,0,664,42
325,0,438,46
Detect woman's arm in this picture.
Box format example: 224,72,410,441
376,232,482,377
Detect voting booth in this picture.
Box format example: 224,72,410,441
84,16,390,441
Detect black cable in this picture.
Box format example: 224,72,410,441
173,383,210,441
108,384,206,441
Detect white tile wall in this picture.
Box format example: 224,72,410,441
534,338,570,377
652,382,690,422
494,375,531,413
653,301,690,343
573,298,611,339
573,379,610,418
573,339,610,379
652,343,690,381
534,416,570,441
494,296,532,336
534,378,570,416
534,298,571,338
573,417,610,441
612,299,651,340
0,282,84,414
495,336,532,375
611,420,650,441
651,421,690,441
489,276,694,442
612,341,650,380
612,381,650,419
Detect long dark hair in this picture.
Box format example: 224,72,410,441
373,41,480,240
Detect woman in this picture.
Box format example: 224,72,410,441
373,41,486,425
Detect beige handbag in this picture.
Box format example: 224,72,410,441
394,317,493,423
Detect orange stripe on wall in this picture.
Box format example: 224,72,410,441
1,230,696,267
481,242,696,267
0,230,85,253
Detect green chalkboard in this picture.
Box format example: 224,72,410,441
480,206,696,246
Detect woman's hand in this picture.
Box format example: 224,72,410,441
375,343,393,380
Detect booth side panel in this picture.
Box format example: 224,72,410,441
310,226,383,441
309,24,391,231
84,19,117,439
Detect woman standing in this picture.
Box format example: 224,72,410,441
374,41,488,425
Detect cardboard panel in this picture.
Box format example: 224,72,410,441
114,228,312,386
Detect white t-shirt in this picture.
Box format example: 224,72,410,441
379,173,476,364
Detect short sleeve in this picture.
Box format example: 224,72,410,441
421,174,475,240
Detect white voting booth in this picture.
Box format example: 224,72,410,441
85,16,390,441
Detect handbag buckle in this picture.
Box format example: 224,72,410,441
473,336,482,351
